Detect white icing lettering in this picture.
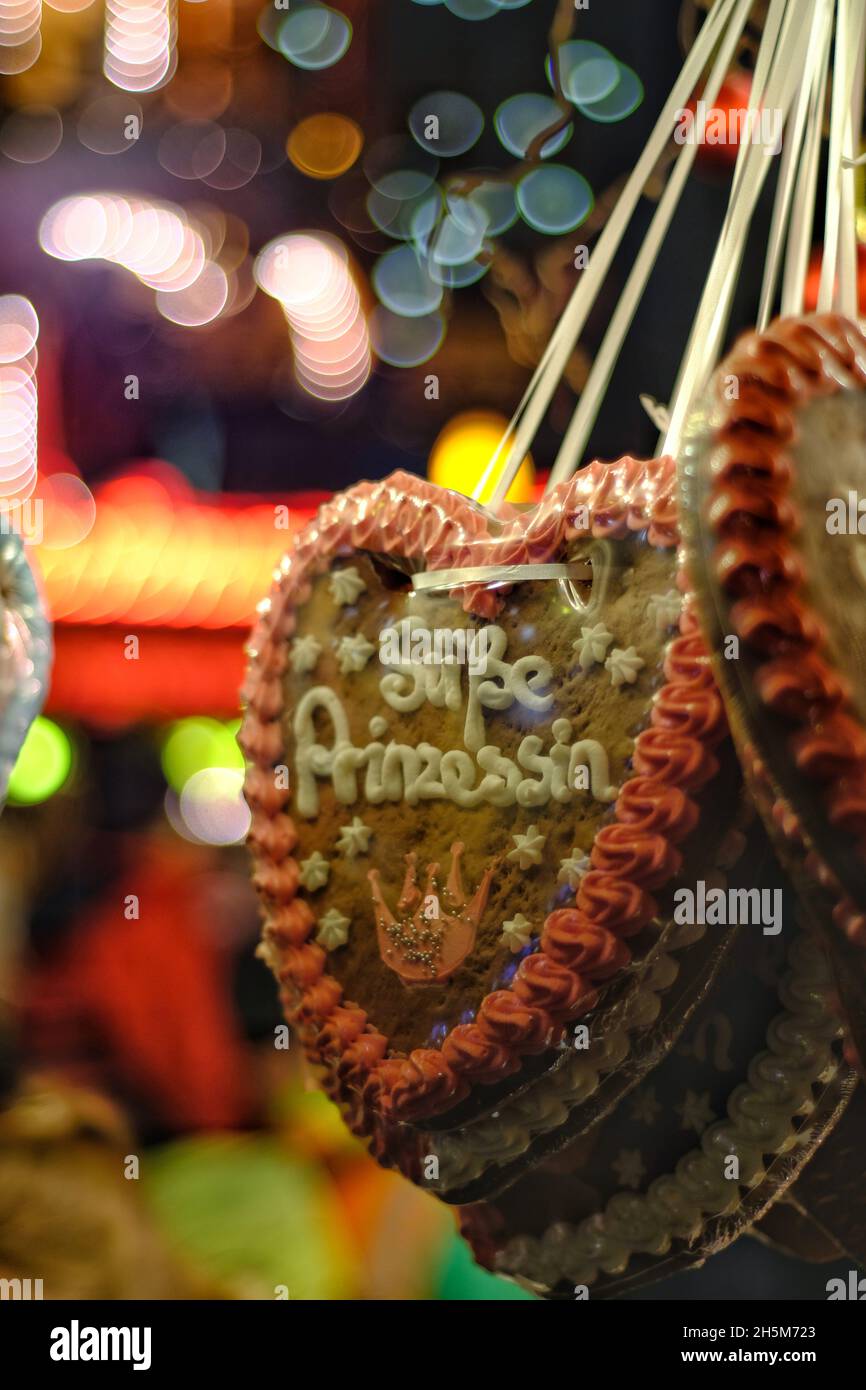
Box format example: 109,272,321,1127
292,629,616,815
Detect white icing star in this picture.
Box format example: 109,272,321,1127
290,635,322,675
299,851,329,892
605,645,645,687
558,850,591,887
316,908,350,951
631,1087,661,1127
573,622,614,670
612,1148,646,1191
676,1089,716,1135
508,824,546,870
336,633,375,674
329,566,366,606
647,589,682,632
501,912,534,954
336,816,372,858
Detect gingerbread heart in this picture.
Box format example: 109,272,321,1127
461,866,852,1297
678,313,866,1069
242,461,737,1146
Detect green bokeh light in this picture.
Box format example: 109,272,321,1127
161,717,244,793
8,717,74,805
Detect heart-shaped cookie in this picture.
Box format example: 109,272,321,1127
242,461,737,1144
461,887,852,1297
678,313,866,1067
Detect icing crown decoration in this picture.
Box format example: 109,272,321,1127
368,840,495,985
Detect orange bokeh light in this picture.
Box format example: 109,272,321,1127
36,482,312,629
287,113,363,180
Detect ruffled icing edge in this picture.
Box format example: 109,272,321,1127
240,458,728,1128
704,312,866,949
486,924,846,1294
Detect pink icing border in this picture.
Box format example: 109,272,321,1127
240,461,727,1126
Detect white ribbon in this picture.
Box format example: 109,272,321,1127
662,0,808,459
759,0,836,328
547,0,757,488
781,0,834,315
472,0,743,507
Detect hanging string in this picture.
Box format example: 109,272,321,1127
661,0,806,460
836,0,866,317
473,0,854,507
546,0,757,489
781,0,833,314
472,0,742,507
758,0,835,328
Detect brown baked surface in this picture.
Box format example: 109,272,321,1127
791,390,866,728
283,539,682,1055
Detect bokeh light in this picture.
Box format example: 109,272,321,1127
0,295,39,362
287,113,363,179
408,91,484,157
0,104,62,163
0,0,42,76
428,411,535,503
367,185,437,243
372,245,443,317
155,262,229,326
431,198,487,265
178,767,250,845
550,40,618,103
77,93,142,154
450,176,517,235
36,477,292,629
39,193,230,328
494,92,572,159
516,164,593,234
256,232,371,401
368,306,445,367
165,57,232,120
8,716,73,805
0,295,38,505
428,252,489,288
578,64,643,123
36,472,97,549
364,135,438,200
104,0,177,93
277,3,351,71
444,0,499,17
200,127,261,191
158,119,226,179
161,715,243,793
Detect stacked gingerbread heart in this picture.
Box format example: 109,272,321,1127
679,311,866,1072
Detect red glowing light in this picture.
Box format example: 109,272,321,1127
36,483,315,629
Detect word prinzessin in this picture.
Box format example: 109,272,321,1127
293,623,616,816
